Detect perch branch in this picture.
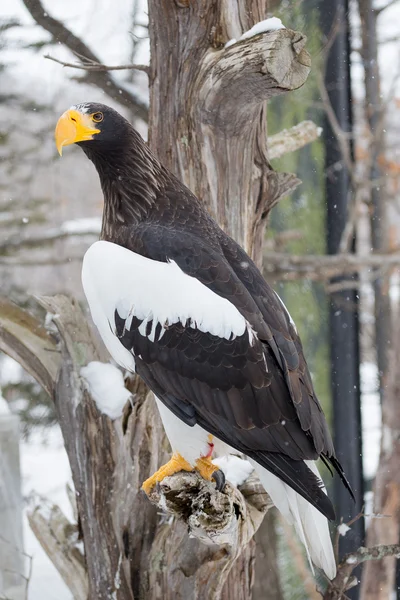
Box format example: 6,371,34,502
22,0,148,121
268,120,322,160
147,470,271,550
45,54,149,74
324,544,400,600
28,503,88,600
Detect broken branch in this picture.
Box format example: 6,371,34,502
45,54,149,74
268,120,322,160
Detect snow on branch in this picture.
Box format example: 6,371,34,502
199,28,311,135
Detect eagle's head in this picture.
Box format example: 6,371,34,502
55,102,130,156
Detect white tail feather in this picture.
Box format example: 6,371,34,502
249,459,337,580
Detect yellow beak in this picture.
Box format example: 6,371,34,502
55,109,100,156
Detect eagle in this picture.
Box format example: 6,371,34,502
55,102,353,579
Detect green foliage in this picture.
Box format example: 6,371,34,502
267,1,331,424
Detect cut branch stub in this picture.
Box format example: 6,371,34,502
147,470,271,550
199,30,311,134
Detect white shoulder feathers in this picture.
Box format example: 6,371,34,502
82,241,254,371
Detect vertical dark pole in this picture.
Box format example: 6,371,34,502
318,2,364,594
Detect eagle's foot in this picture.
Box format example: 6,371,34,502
196,456,226,491
141,453,193,495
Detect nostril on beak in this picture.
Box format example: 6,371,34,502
70,117,76,122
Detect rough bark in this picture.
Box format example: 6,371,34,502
147,3,310,597
358,0,391,394
148,1,309,264
0,296,271,600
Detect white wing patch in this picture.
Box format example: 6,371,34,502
82,241,251,369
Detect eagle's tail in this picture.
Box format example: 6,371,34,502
250,459,336,580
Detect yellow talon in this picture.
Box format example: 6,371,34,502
195,456,219,481
141,453,193,495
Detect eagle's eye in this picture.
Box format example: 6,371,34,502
92,112,103,123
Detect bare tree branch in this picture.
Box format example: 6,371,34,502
28,502,88,600
324,544,400,599
44,54,149,74
263,251,400,280
0,223,100,255
268,120,322,160
21,0,148,122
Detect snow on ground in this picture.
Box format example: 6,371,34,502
20,427,72,600
360,362,381,479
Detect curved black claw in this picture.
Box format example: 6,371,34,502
212,468,226,491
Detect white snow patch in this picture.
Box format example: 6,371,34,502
80,361,131,420
240,17,285,41
225,38,237,48
21,426,72,600
337,523,351,537
225,17,285,48
213,455,254,487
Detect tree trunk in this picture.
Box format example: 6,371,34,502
357,0,391,399
0,3,311,599
147,3,308,597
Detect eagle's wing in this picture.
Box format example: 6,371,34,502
82,232,343,519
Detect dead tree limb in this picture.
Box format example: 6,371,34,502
263,251,400,280
324,544,400,600
21,0,149,121
28,503,88,600
268,120,322,160
44,54,149,74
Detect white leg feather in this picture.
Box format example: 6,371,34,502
250,459,336,580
